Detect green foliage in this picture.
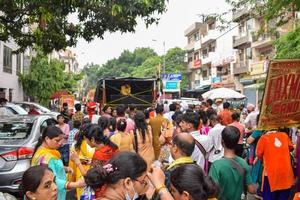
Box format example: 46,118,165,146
19,52,82,105
19,53,65,105
275,27,300,59
0,0,167,53
207,0,299,32
82,47,188,92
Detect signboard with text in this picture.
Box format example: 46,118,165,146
163,81,180,92
258,60,300,130
161,73,182,81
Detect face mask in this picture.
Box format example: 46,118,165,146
125,182,139,200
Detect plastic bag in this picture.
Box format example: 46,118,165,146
80,186,95,200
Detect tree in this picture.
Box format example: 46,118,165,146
131,56,161,77
207,0,299,31
62,72,84,93
275,26,300,59
82,63,101,92
132,47,188,89
0,0,167,53
19,53,65,105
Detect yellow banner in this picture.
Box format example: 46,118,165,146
258,59,300,130
250,60,264,75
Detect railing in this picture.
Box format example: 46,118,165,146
232,8,249,22
202,29,218,44
233,61,249,74
233,34,250,47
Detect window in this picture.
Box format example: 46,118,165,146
194,52,199,60
202,69,208,79
16,53,21,75
202,49,208,58
246,47,252,59
247,19,254,31
194,32,200,41
3,45,12,73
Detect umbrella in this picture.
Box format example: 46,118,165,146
202,87,246,100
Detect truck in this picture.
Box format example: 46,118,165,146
94,77,157,110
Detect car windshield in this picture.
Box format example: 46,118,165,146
0,122,33,141
7,104,28,115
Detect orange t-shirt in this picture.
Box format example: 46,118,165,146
218,109,232,126
256,132,294,192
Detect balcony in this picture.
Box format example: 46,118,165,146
194,41,201,50
250,60,266,75
202,29,218,45
232,8,249,22
184,42,194,51
233,34,251,48
233,61,249,75
202,52,215,65
251,34,275,49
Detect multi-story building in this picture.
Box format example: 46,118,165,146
184,22,206,90
232,8,293,105
50,49,79,73
184,19,237,90
0,41,25,101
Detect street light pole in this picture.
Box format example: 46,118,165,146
152,39,166,102
163,41,166,101
163,41,166,74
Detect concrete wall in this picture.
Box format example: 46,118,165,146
0,41,24,101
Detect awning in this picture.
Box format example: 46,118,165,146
243,83,265,90
195,85,211,91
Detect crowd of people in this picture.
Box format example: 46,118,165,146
19,99,300,200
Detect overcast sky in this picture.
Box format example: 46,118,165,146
71,0,228,68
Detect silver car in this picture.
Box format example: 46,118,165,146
13,102,59,119
0,115,57,193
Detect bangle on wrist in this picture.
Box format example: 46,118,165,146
158,188,169,197
65,181,71,190
155,184,166,193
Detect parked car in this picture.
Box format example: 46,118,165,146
14,102,59,119
0,115,57,193
4,103,28,115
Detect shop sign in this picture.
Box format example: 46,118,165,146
258,59,300,130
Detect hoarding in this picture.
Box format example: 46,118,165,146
258,60,300,130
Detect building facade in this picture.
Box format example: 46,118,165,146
232,8,293,106
184,20,237,90
0,41,25,101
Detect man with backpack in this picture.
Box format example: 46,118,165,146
209,126,255,200
180,112,211,172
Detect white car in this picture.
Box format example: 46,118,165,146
14,102,59,119
4,103,28,115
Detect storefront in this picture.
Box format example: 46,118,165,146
240,60,267,106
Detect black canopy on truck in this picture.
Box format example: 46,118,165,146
94,77,157,109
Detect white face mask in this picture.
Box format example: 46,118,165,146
125,182,139,200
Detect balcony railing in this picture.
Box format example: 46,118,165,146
202,52,215,65
232,8,249,22
202,29,218,45
233,61,249,75
251,33,276,48
233,34,250,48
